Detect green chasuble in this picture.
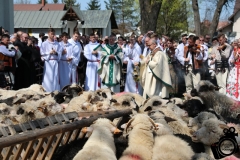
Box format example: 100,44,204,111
97,44,123,87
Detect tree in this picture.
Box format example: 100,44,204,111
53,0,58,3
192,0,233,38
14,0,31,3
156,0,188,40
86,0,101,10
62,0,80,9
139,0,163,34
105,0,138,35
38,0,48,4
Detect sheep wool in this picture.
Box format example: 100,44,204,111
152,135,194,160
73,118,118,160
120,114,156,160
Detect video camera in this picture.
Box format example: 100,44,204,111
211,127,239,159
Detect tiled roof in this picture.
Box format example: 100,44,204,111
14,11,66,28
229,0,240,21
14,4,43,11
41,4,66,11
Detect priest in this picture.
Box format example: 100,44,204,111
141,38,172,98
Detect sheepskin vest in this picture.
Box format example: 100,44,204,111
184,45,203,70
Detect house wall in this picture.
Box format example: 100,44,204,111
67,21,83,36
0,0,14,34
102,21,111,37
233,10,240,39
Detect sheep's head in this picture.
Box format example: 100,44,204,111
194,80,218,93
180,97,206,117
62,83,83,97
140,96,169,113
191,119,228,145
96,88,113,100
188,111,218,128
148,110,176,124
166,103,188,117
0,103,10,115
81,118,122,136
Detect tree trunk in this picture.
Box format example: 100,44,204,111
192,0,201,35
139,0,162,33
208,0,228,39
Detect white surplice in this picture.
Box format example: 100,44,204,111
41,39,62,92
68,38,82,84
59,41,73,90
84,42,101,91
124,43,140,93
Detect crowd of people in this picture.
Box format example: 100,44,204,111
0,27,239,101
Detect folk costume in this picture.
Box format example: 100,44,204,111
182,45,203,93
226,48,240,101
98,44,123,93
84,42,101,91
41,39,62,92
124,43,141,93
141,47,172,98
211,43,232,94
59,41,73,90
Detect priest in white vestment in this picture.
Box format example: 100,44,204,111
59,32,73,90
68,31,81,84
98,35,123,93
84,33,101,91
41,28,62,92
141,38,172,98
124,37,141,93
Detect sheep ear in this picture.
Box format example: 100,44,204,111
81,127,93,133
121,123,127,129
111,127,122,134
219,124,229,130
144,106,152,112
164,116,177,123
148,117,157,130
78,91,83,96
189,129,195,135
125,118,135,131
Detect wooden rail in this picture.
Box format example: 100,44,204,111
0,109,132,160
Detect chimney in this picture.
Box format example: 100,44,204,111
42,0,45,7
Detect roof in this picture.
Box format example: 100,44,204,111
14,11,66,28
61,6,83,21
229,0,240,21
41,4,66,11
217,21,230,30
14,4,43,11
14,4,66,11
80,10,118,29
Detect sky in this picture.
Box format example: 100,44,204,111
30,0,106,10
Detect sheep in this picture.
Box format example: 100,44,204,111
152,134,195,160
110,95,137,110
158,104,192,136
139,96,169,113
64,91,101,113
119,114,157,160
179,96,207,118
112,92,146,107
190,80,239,121
188,112,218,131
191,152,215,160
62,83,83,97
96,88,114,100
170,97,185,105
191,118,228,145
73,118,121,160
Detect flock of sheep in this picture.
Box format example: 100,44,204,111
0,81,240,160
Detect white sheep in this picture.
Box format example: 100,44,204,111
73,118,121,160
139,96,169,113
120,114,157,160
152,134,195,160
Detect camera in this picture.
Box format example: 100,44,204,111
211,127,239,159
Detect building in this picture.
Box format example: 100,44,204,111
218,0,240,40
0,0,14,34
14,1,117,38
